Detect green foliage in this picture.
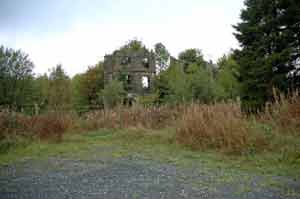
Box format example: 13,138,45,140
71,62,104,112
154,47,222,104
178,48,206,71
0,46,35,112
33,74,50,112
119,39,146,53
154,60,218,104
187,64,218,103
165,63,192,103
234,0,300,112
71,74,87,113
154,42,170,72
48,64,71,110
154,63,186,104
117,69,131,92
99,80,126,109
216,54,241,100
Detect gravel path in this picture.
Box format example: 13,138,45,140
0,153,299,199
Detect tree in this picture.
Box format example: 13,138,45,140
178,48,206,72
164,63,192,104
216,54,241,100
120,39,146,53
71,73,87,112
71,62,104,112
154,42,170,73
153,70,172,104
48,64,71,110
0,46,35,112
80,62,104,106
234,0,300,111
187,64,218,103
99,80,125,109
154,60,218,104
33,74,50,112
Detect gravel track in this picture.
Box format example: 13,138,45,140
1,154,299,199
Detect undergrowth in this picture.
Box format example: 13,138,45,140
0,92,299,167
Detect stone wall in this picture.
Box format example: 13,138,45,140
104,48,156,95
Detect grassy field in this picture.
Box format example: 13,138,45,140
1,127,299,179
1,94,300,181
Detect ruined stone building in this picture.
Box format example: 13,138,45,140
103,44,156,96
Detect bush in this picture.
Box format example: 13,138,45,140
99,80,126,109
0,110,73,142
28,112,73,141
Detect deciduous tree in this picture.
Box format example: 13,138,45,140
48,64,71,110
154,42,170,73
0,46,35,111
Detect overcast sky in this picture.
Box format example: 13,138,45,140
0,0,244,77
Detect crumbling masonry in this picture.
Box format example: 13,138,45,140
103,47,156,96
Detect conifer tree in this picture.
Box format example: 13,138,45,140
234,0,300,111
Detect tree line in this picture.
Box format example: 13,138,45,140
0,42,241,113
0,0,299,113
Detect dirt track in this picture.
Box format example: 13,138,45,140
1,153,300,199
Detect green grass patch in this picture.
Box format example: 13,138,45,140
1,128,300,178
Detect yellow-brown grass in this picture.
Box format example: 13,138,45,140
82,104,182,130
175,91,300,155
175,102,268,154
1,92,299,156
261,91,300,136
0,111,74,142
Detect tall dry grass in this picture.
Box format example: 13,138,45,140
175,92,300,155
261,91,300,136
175,102,268,154
82,104,182,130
0,111,74,142
0,105,180,142
1,91,299,156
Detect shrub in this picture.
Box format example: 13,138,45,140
0,110,73,142
28,112,73,141
99,80,126,109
